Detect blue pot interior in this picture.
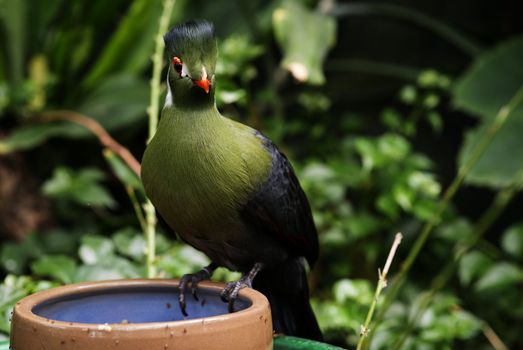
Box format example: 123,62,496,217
32,285,251,324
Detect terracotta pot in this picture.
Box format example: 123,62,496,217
11,279,273,350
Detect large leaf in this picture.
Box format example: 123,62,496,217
0,74,148,153
454,36,523,188
82,0,165,88
0,122,83,153
0,0,26,85
273,0,336,85
75,74,149,134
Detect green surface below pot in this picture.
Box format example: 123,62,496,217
274,336,345,349
1,337,347,350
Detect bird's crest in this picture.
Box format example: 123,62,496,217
164,20,216,58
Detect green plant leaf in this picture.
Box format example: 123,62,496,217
0,231,80,275
157,244,209,277
82,0,164,88
0,275,53,333
39,230,80,256
273,0,336,85
78,235,115,265
354,133,411,171
455,36,523,188
333,279,373,305
31,255,77,284
0,122,82,154
0,0,26,85
0,234,43,274
0,74,147,153
42,167,116,208
74,256,143,282
458,251,493,286
421,307,482,342
474,262,523,294
75,74,149,134
215,34,264,80
103,149,143,192
112,227,146,261
0,275,33,309
501,223,523,259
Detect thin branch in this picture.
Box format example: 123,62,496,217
38,110,141,176
356,233,403,350
382,233,403,277
482,323,509,350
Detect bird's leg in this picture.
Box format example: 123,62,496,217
221,262,264,313
179,262,218,316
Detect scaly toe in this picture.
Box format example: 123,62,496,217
178,276,191,316
220,281,235,302
221,279,251,313
191,276,201,301
178,269,213,317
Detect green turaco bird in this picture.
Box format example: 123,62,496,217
141,20,322,340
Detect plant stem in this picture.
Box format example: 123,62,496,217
330,3,482,57
391,187,515,350
366,83,523,346
147,0,175,143
126,186,148,233
143,0,176,278
356,233,403,350
143,200,158,278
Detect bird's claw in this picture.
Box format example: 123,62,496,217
220,262,263,313
220,277,252,312
178,267,213,316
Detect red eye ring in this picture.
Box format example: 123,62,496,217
172,56,183,74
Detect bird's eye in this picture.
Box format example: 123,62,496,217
172,56,183,74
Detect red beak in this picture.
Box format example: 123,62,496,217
193,79,211,93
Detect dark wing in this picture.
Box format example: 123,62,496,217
240,133,319,266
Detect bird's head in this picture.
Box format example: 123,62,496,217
164,20,217,108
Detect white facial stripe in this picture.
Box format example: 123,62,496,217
164,66,173,108
201,66,208,80
181,63,190,78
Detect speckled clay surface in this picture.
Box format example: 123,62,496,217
11,279,273,350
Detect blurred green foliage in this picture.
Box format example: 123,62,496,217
1,0,522,349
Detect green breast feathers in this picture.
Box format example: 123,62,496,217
141,107,271,236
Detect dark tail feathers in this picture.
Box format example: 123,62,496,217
252,258,323,341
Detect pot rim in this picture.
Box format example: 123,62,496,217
14,278,269,332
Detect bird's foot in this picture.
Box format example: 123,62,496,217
179,263,217,316
220,262,263,313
